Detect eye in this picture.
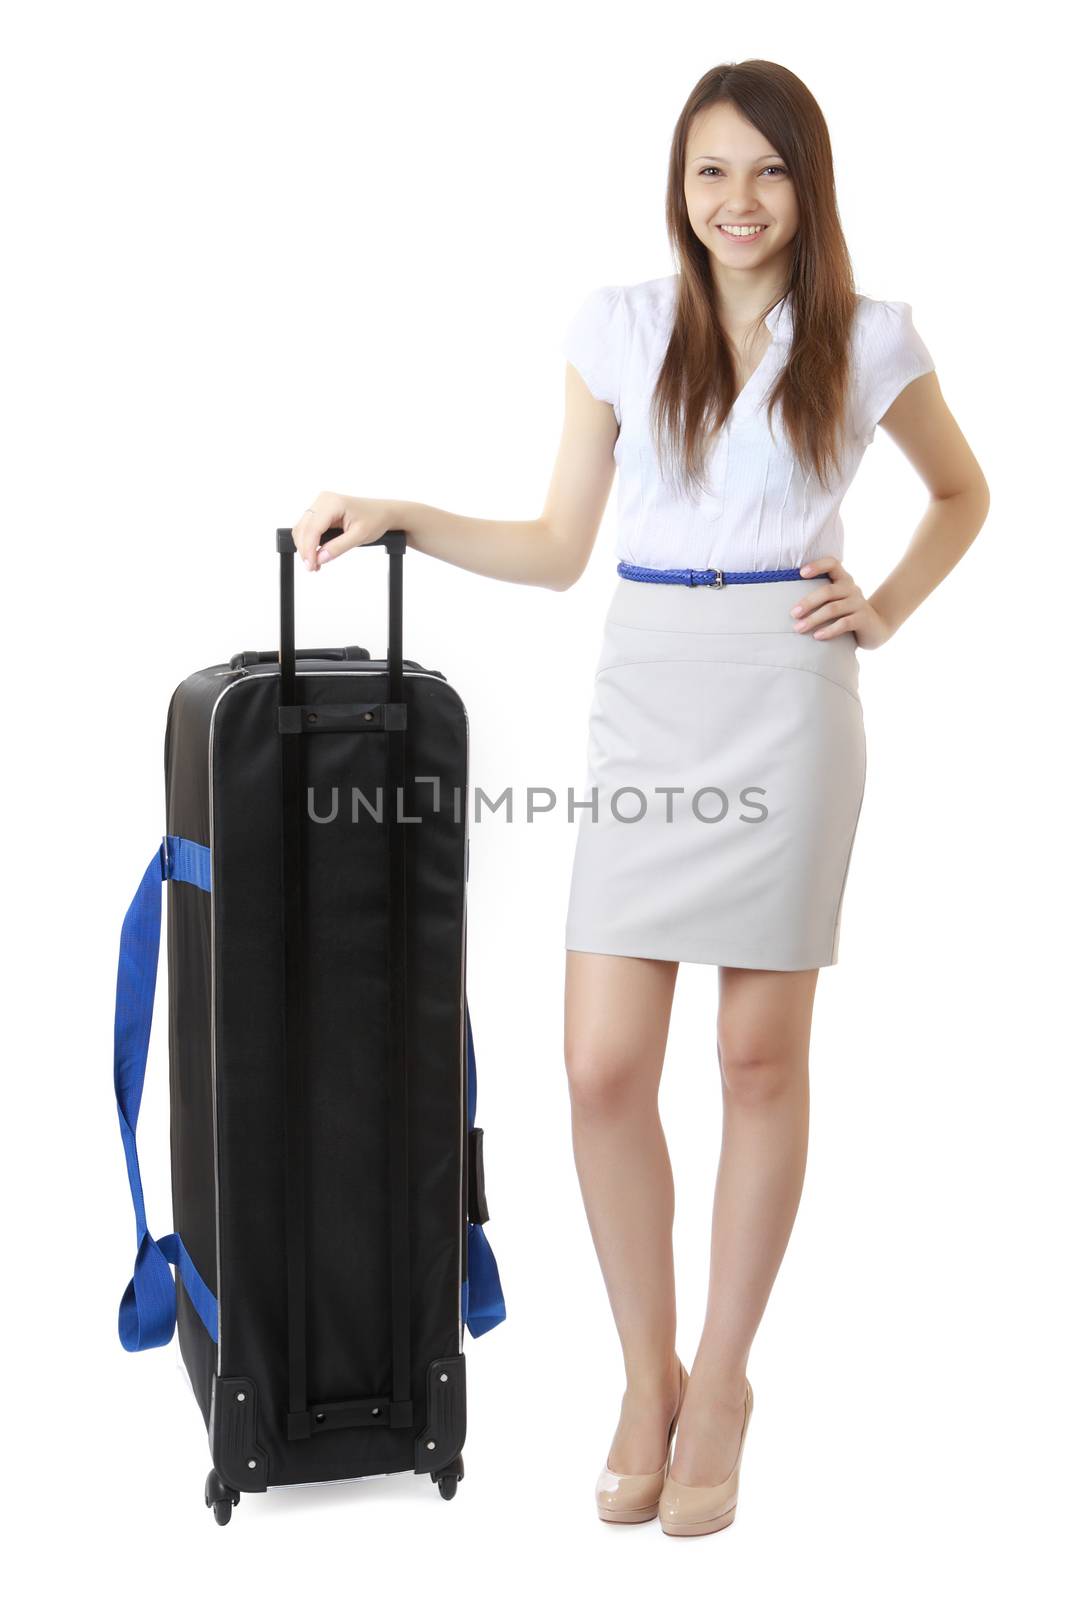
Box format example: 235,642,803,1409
698,165,788,178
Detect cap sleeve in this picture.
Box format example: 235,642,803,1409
858,300,935,443
561,284,626,408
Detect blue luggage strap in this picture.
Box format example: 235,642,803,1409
114,837,218,1351
463,1006,506,1336
115,835,505,1350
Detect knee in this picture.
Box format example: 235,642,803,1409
564,1038,650,1117
717,1032,799,1104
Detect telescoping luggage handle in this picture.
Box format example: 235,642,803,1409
275,523,422,1441
275,527,407,711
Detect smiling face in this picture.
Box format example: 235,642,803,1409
683,101,799,279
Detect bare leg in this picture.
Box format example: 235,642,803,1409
564,949,683,1473
670,964,819,1486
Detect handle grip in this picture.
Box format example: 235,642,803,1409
275,527,407,556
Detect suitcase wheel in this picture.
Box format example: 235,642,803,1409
432,1451,464,1501
205,1468,241,1525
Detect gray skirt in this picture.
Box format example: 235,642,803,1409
564,573,867,970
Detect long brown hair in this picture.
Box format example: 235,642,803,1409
651,60,858,500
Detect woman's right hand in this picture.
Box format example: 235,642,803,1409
292,492,399,572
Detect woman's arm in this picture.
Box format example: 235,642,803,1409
866,372,991,637
292,365,620,593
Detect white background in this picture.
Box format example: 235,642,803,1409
4,1,1063,1593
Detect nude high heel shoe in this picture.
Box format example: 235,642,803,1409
658,1377,753,1537
596,1359,689,1524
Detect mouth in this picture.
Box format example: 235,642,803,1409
716,224,769,241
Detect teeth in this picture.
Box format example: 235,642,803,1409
720,224,766,236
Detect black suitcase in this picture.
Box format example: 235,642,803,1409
112,527,506,1522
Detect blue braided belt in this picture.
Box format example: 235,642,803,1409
618,561,807,587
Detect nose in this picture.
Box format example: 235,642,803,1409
719,183,761,211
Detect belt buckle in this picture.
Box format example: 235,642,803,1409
712,568,725,588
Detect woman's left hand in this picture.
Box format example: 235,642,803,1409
789,556,892,651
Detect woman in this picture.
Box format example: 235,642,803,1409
292,61,989,1537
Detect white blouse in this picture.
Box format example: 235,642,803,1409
561,274,935,572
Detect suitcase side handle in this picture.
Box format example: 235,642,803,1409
229,646,371,670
